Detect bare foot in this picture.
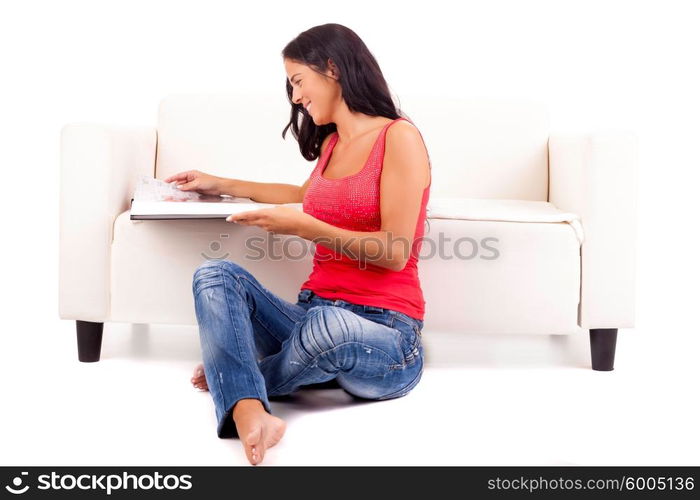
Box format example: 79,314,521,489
232,398,287,466
191,363,208,391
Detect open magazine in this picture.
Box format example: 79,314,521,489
129,175,302,220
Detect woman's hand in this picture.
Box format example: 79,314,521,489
163,170,227,196
226,206,315,236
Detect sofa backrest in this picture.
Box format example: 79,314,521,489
155,92,550,200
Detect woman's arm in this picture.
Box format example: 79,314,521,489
220,179,303,204
298,221,412,271
298,122,430,272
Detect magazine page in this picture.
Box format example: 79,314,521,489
129,176,301,220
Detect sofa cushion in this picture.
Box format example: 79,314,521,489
112,199,583,334
417,216,582,334
427,197,584,245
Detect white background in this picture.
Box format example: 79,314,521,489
1,0,698,466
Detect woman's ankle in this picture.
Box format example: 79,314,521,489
232,398,265,419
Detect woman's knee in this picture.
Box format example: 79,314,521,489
192,259,250,287
297,306,354,356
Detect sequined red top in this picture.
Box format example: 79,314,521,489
301,117,432,321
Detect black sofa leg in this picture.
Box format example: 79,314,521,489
589,328,617,371
76,320,104,362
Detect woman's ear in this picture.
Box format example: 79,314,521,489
327,58,339,79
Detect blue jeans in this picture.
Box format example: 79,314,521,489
192,259,425,439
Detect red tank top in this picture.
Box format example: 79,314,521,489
301,117,432,321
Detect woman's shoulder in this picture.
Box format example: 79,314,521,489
385,117,423,144
393,116,418,130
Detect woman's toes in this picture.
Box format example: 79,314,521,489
191,364,209,390
244,426,264,465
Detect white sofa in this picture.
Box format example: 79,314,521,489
59,92,638,371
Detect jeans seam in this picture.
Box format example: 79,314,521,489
221,269,267,404
377,359,424,400
251,312,285,347
194,272,230,418
239,275,300,324
385,315,407,369
391,316,422,364
266,357,317,396
200,317,228,420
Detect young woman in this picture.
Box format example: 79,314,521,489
166,23,431,465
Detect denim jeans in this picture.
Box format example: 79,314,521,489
192,259,425,439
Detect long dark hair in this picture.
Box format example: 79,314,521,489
281,23,409,161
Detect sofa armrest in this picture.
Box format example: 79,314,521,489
548,131,639,329
59,123,157,321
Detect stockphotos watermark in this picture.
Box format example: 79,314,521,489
200,231,500,269
4,470,192,495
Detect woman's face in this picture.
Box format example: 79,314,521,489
284,58,340,125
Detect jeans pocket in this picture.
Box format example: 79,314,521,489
391,318,421,368
393,311,423,332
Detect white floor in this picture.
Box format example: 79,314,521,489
2,309,698,466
